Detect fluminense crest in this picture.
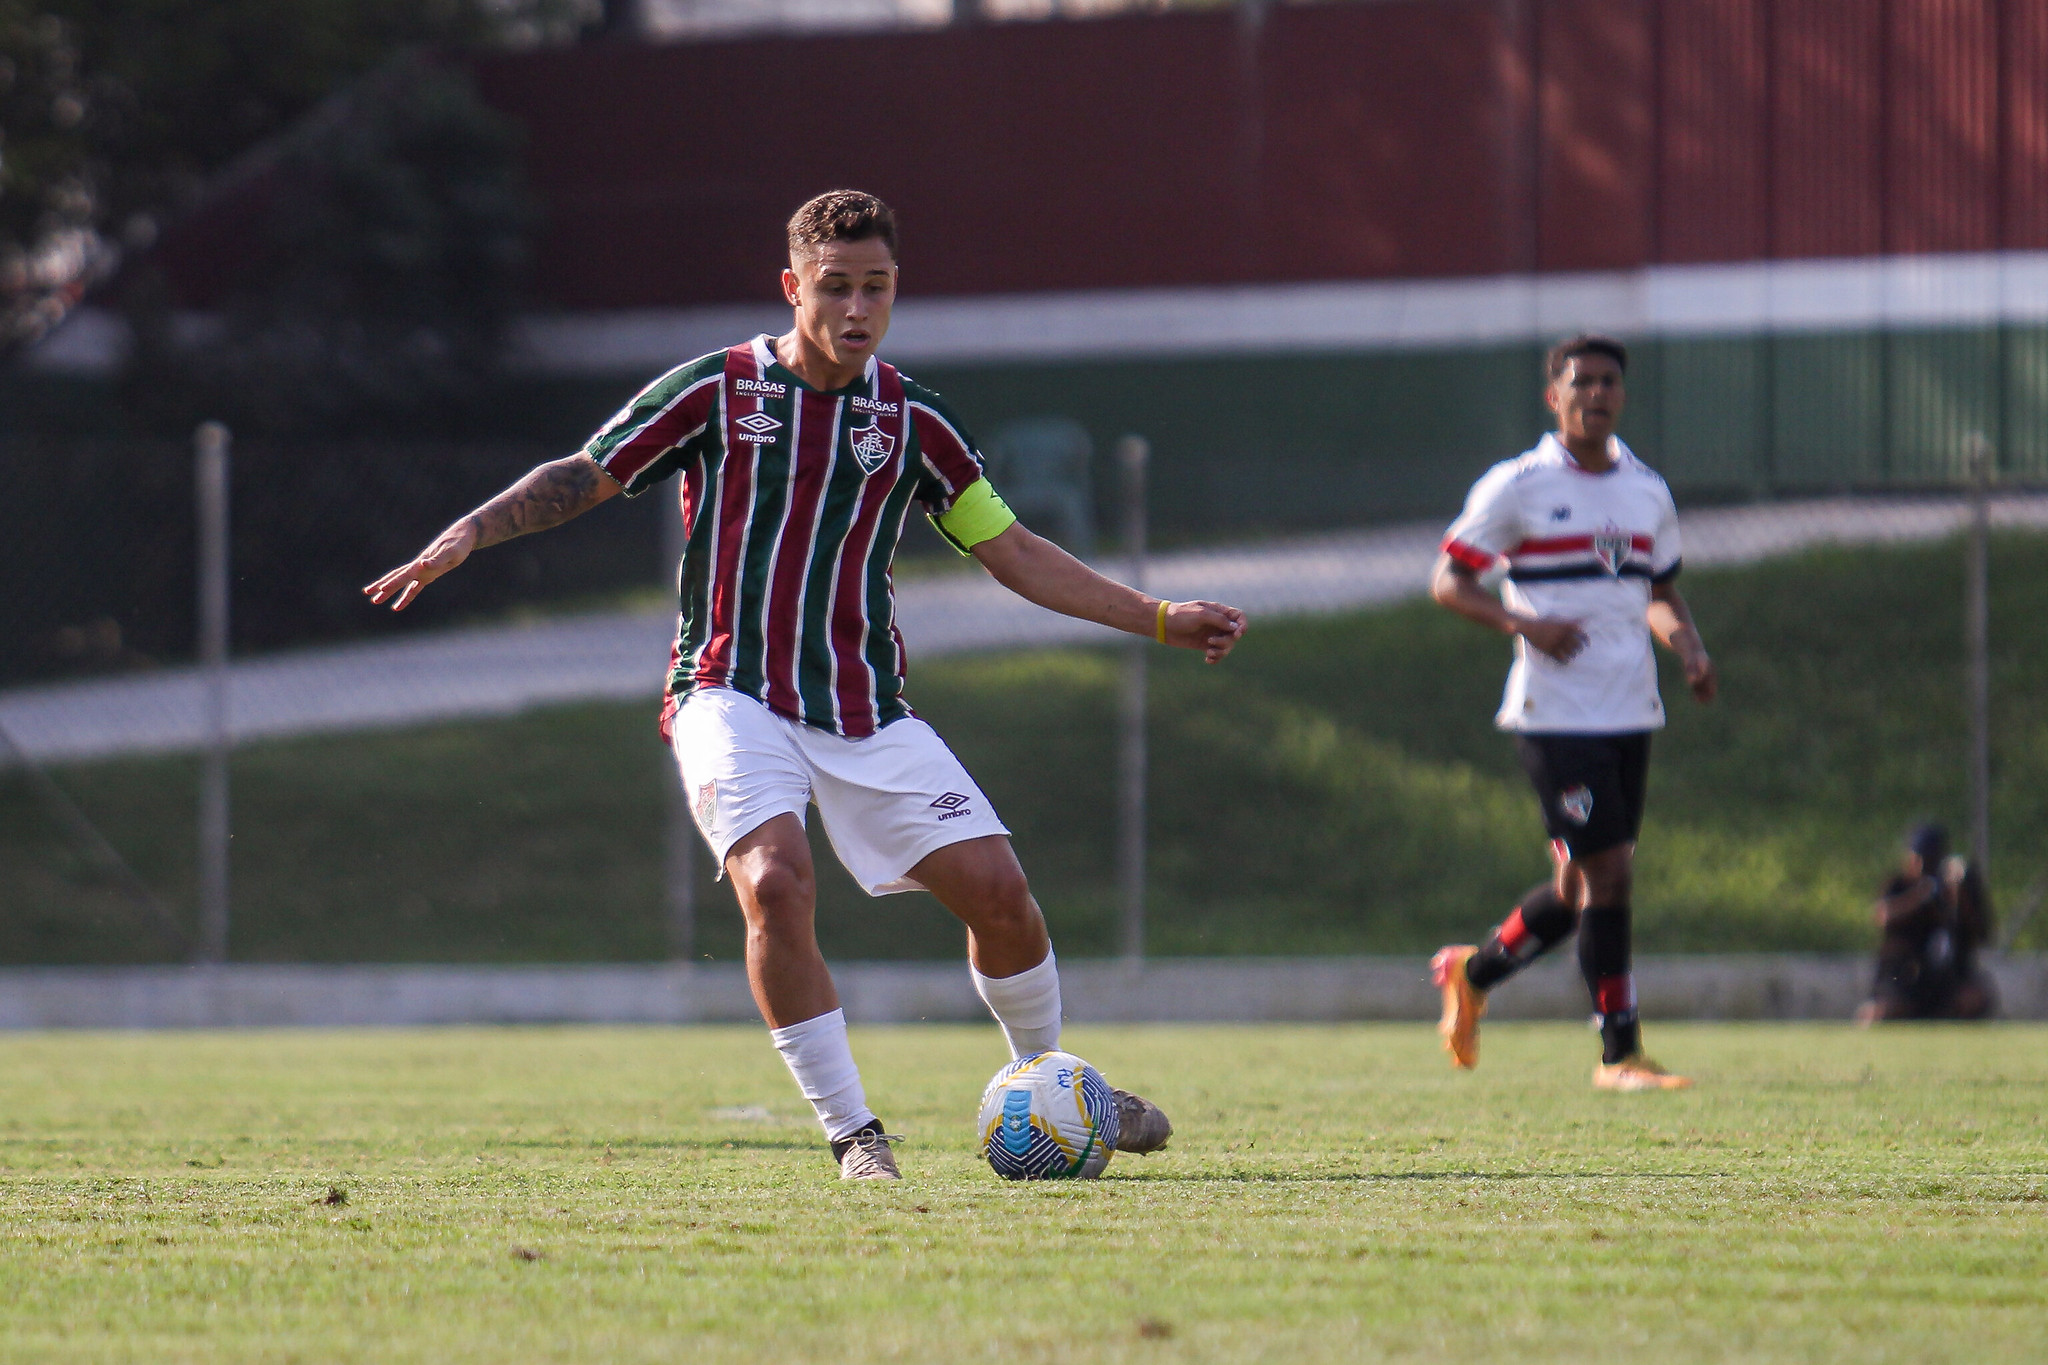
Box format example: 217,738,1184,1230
850,421,896,473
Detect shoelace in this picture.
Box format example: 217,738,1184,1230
842,1132,905,1175
850,1132,905,1149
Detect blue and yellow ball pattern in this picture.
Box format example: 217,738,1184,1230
976,1050,1120,1180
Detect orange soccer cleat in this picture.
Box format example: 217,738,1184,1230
1430,945,1486,1070
1592,1053,1693,1091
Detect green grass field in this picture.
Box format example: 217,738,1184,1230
1,1024,2044,1363
6,533,2048,962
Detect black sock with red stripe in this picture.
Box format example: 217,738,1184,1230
1577,904,1639,1063
1464,883,1578,991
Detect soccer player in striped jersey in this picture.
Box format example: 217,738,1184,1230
367,191,1246,1179
1424,335,1716,1092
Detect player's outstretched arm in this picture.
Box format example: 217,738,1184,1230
970,524,1246,663
1647,581,1717,703
1428,553,1587,663
364,454,621,612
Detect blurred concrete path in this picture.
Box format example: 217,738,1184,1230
2,952,2045,1025
5,492,2046,765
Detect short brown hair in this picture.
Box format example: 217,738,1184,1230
1545,333,1628,381
787,190,898,260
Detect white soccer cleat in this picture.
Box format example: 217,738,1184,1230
837,1130,904,1180
1110,1089,1173,1154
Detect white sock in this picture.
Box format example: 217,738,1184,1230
767,1008,875,1142
972,949,1063,1059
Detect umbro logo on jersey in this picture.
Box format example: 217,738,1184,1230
850,421,896,473
1592,531,1631,575
930,792,969,810
735,378,787,397
735,411,783,443
850,396,899,415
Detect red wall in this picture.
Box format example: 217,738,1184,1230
472,4,1524,307
460,0,2048,307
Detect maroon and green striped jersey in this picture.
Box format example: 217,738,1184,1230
583,335,993,739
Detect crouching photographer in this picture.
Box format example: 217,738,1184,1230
1857,823,1996,1024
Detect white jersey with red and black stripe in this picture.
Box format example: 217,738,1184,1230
1441,434,1682,734
582,335,991,739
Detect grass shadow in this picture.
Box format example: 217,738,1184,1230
1112,1168,1738,1185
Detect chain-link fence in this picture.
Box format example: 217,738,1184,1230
10,0,2048,977
3,415,2043,974
0,435,672,692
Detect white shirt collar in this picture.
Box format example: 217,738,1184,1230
1539,432,1631,472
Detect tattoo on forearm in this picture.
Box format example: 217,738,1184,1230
467,458,604,549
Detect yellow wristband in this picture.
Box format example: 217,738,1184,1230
1155,599,1171,644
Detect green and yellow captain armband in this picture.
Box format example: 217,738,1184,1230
929,477,1018,555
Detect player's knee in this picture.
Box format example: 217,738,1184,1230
1574,845,1633,904
1524,891,1578,942
737,857,815,924
742,886,818,960
1591,869,1632,905
961,860,1039,933
983,862,1037,918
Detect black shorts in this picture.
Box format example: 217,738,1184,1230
1513,731,1652,859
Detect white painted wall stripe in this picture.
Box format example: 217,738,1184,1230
507,250,2048,373
29,250,2048,377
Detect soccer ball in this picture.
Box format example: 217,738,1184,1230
976,1049,1121,1180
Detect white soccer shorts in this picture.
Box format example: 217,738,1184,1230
670,687,1011,896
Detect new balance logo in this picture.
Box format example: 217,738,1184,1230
1550,505,1571,521
851,396,899,415
735,410,783,444
850,421,896,473
735,378,787,397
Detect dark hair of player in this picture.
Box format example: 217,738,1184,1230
787,190,899,261
1907,821,1948,869
1545,333,1628,381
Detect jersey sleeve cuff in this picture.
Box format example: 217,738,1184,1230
929,477,1017,556
1441,537,1498,572
1650,558,1682,585
589,453,635,493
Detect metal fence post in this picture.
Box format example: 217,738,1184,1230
1115,435,1150,964
194,421,232,965
660,481,696,961
1964,431,1993,881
